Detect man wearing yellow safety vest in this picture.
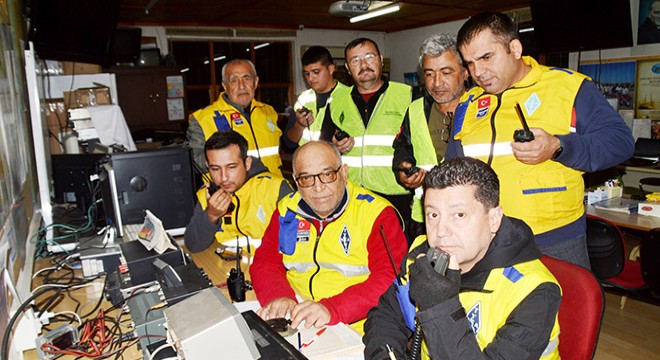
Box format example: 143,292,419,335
282,46,349,150
187,59,283,176
184,130,292,253
448,12,634,268
393,33,468,241
251,141,407,333
364,157,561,360
318,38,413,231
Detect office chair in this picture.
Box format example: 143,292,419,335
586,215,646,308
641,228,660,295
541,256,604,360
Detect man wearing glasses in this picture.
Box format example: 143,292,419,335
318,38,413,232
187,59,283,176
393,33,468,241
251,141,407,333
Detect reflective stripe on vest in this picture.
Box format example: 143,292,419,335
342,155,394,168
247,145,280,158
283,261,370,277
462,142,513,158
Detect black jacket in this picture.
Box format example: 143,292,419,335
363,216,561,360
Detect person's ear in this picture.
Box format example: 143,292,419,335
339,163,349,179
509,39,523,59
253,75,259,89
245,156,252,172
488,205,504,234
328,64,336,76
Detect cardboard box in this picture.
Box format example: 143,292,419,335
64,87,112,109
46,99,67,154
638,202,660,217
61,61,102,75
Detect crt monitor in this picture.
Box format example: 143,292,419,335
101,146,195,236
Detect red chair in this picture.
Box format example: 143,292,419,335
541,255,604,360
586,214,647,308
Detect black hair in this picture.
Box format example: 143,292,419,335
424,157,499,209
302,46,334,67
204,130,248,161
344,38,381,60
457,12,518,50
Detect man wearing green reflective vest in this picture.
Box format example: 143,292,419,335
319,38,413,228
393,33,468,241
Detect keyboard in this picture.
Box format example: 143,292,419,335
123,224,143,240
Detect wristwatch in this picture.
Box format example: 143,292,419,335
552,136,564,160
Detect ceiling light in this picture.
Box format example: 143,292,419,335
350,3,400,23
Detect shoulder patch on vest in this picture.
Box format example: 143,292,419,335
339,225,351,255
356,193,375,202
524,93,541,116
503,266,524,283
549,67,573,75
476,97,491,119
467,301,481,334
213,111,231,131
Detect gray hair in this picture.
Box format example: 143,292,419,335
419,33,462,67
221,59,258,83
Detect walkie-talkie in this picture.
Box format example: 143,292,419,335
334,129,350,141
227,238,246,302
513,102,535,142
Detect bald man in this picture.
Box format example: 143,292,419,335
250,141,407,333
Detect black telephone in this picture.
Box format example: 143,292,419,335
513,102,535,143
401,165,420,177
208,182,235,213
427,247,450,276
334,129,350,141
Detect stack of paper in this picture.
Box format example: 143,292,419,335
592,197,642,214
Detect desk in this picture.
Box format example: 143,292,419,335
587,205,660,231
24,243,363,359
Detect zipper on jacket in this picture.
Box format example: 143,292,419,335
487,93,503,166
232,195,250,246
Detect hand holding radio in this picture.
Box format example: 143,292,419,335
206,183,235,222
408,247,460,310
397,162,425,189
295,107,314,128
333,129,354,154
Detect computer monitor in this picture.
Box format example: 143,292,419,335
99,146,195,237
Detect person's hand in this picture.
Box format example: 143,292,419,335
295,109,314,128
333,135,355,154
290,300,331,329
408,254,461,310
205,188,233,223
397,161,426,189
511,128,561,165
257,297,297,320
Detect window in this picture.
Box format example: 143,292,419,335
171,40,293,115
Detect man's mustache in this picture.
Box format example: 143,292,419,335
358,68,375,75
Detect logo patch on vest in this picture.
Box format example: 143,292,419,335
467,301,481,335
339,225,351,255
231,112,244,125
213,111,231,130
476,97,490,118
524,93,541,116
267,118,276,132
297,220,311,242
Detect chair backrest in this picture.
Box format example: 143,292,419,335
541,255,604,360
641,228,660,294
586,215,626,280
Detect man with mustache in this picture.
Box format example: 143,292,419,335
319,38,413,230
184,130,292,253
447,12,634,268
187,59,283,176
393,33,468,240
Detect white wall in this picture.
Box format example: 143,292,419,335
384,19,467,83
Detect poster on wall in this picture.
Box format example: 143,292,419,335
638,0,660,45
578,61,636,111
635,59,660,120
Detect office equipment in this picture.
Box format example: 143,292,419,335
126,291,167,356
79,244,122,278
155,260,212,305
111,27,142,64
540,256,604,360
35,324,79,360
592,197,641,214
163,287,260,360
119,239,185,286
99,146,195,237
26,0,120,66
51,154,105,212
241,310,308,360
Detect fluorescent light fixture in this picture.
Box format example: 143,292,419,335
519,27,535,33
246,43,271,52
181,68,190,73
214,55,226,62
350,3,400,23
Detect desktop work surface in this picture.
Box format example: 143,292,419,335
587,205,660,232
24,241,364,360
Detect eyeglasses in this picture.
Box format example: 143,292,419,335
347,53,379,67
441,112,454,143
295,166,342,188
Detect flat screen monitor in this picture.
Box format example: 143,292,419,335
530,0,633,54
100,146,195,236
112,27,143,64
27,0,120,66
